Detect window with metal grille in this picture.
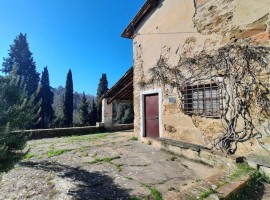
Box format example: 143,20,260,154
181,82,220,117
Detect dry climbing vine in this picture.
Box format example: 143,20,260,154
148,44,270,154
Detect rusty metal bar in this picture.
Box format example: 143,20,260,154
181,82,221,117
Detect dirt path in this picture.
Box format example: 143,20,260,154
0,131,220,200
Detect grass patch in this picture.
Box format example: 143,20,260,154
24,153,35,161
114,163,123,172
47,149,73,158
170,156,177,161
230,170,270,200
81,152,89,157
129,136,138,141
35,141,50,146
47,181,54,187
77,146,89,152
35,155,43,159
125,176,134,180
149,186,162,200
143,184,162,200
77,146,89,157
88,156,121,164
198,188,216,199
186,164,267,200
66,133,109,143
230,163,254,179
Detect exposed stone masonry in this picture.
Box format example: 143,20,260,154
193,0,235,35
193,0,270,45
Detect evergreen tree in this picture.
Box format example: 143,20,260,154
36,67,55,129
33,84,42,128
0,75,34,129
63,69,73,127
2,33,40,96
121,103,134,124
113,102,134,124
0,74,34,172
96,73,108,122
89,99,98,126
51,86,65,127
79,92,90,126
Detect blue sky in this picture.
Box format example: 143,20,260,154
0,0,145,95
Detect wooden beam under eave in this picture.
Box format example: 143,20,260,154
103,69,133,99
107,80,133,104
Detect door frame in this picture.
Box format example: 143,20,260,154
140,88,163,138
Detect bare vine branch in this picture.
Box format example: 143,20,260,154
148,44,270,154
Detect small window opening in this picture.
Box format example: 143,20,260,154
181,81,221,118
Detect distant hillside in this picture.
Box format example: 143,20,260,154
52,86,95,126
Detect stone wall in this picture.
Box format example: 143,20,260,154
132,0,270,157
13,124,134,140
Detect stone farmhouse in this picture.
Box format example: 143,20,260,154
102,0,270,171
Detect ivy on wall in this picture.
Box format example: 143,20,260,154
147,43,270,154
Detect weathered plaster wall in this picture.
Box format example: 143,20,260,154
132,0,270,156
133,0,212,145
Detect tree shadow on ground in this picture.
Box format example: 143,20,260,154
20,161,133,200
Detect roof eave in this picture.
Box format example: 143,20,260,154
102,67,133,102
121,0,159,39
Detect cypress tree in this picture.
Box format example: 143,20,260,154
79,92,90,126
33,84,42,128
37,67,55,129
89,99,98,126
96,73,108,122
63,69,73,127
2,33,40,96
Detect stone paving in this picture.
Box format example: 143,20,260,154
0,131,220,200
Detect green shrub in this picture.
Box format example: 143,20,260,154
230,170,270,199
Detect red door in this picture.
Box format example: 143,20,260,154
144,94,159,138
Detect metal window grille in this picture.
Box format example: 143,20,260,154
181,81,221,118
